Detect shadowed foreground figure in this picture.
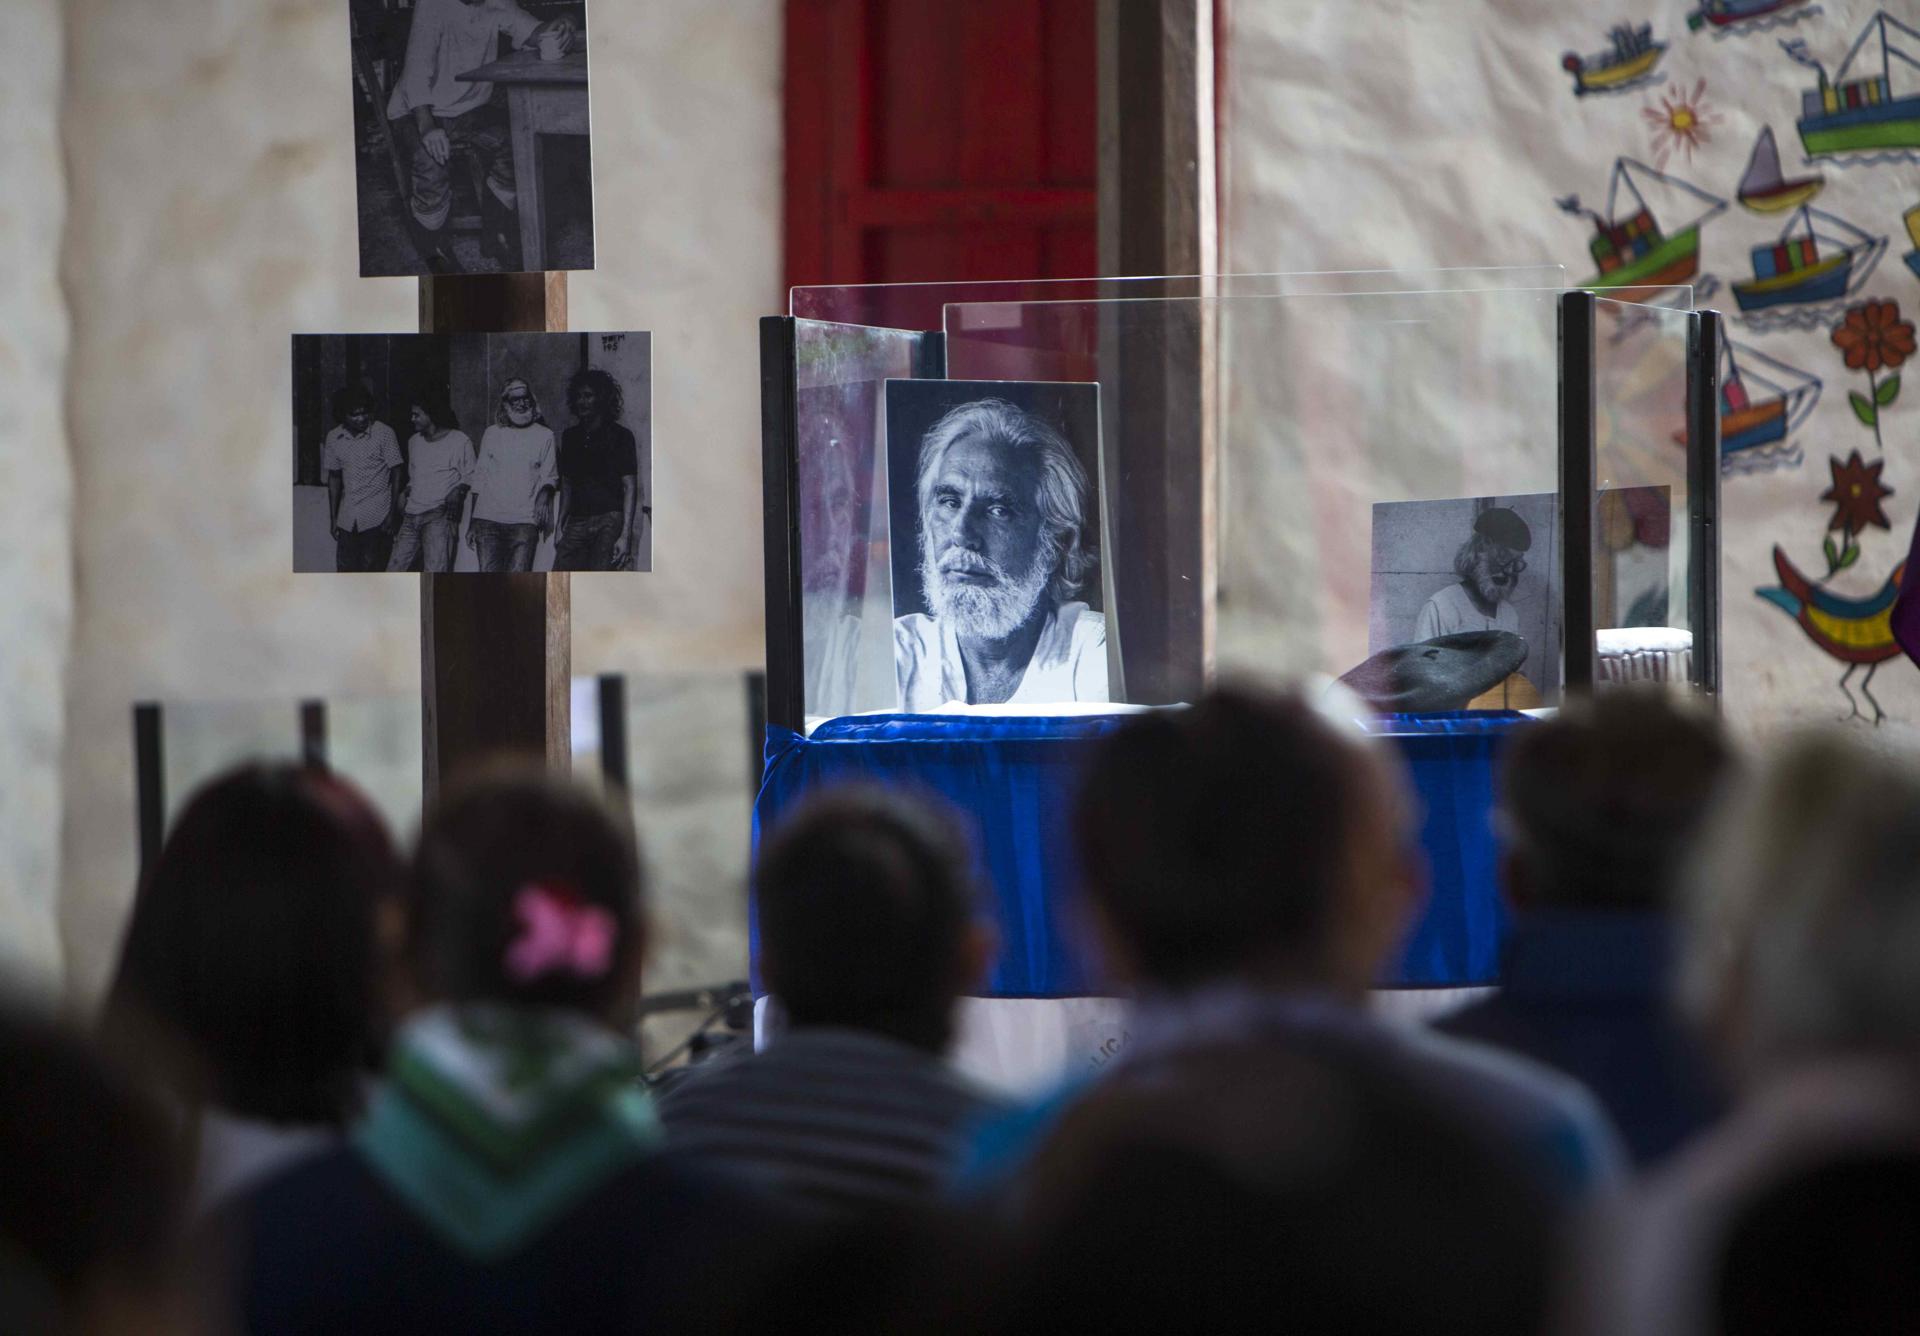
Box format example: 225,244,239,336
226,773,791,1334
660,787,1006,1212
959,689,1623,1204
1439,689,1734,1165
1584,730,1920,1335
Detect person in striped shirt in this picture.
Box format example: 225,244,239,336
658,788,1006,1212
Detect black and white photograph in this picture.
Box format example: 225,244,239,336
347,0,594,277
884,379,1108,711
292,331,650,573
1365,493,1563,709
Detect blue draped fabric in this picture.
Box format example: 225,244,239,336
754,711,1532,998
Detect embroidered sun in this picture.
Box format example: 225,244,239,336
1642,79,1722,168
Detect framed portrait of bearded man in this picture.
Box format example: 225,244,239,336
883,379,1111,712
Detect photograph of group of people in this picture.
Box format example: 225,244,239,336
348,0,595,276
292,331,650,573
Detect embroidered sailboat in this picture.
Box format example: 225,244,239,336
1675,340,1820,471
1736,126,1824,211
1731,197,1885,314
1562,25,1667,97
1783,12,1920,161
1559,158,1728,292
1688,0,1814,33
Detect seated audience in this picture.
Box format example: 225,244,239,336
963,689,1623,1201
659,786,1006,1212
1002,1039,1560,1335
229,771,774,1333
1438,689,1734,1164
1714,1150,1920,1335
101,764,403,1217
1587,730,1920,1334
0,997,199,1335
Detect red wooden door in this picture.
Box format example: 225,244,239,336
785,0,1097,291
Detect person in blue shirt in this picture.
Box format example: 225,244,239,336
957,688,1625,1204
1438,688,1735,1165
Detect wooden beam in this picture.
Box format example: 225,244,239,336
1096,0,1216,703
418,272,571,799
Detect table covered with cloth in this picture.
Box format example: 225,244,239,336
753,711,1532,997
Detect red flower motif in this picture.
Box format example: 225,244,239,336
1832,300,1916,373
1820,450,1894,533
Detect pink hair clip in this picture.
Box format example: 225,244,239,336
504,881,617,984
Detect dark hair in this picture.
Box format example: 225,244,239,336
1009,1039,1556,1335
408,772,645,1015
410,380,458,435
1716,1149,1920,1334
0,998,185,1320
1072,689,1379,989
1501,688,1733,911
755,787,978,1052
103,765,400,1125
568,366,624,424
331,383,374,421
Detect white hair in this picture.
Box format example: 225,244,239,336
1681,729,1920,1075
914,397,1095,606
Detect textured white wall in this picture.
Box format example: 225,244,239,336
55,0,780,1000
0,0,73,990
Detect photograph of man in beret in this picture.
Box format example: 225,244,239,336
1414,506,1533,642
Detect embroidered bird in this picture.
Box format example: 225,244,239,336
1756,546,1906,723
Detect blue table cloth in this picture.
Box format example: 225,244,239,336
754,711,1531,997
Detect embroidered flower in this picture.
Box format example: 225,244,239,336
1820,450,1893,534
1832,300,1916,374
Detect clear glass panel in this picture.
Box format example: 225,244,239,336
1592,298,1698,689
794,319,926,722
927,287,1571,712
618,672,755,1066
792,266,1569,330
159,701,302,829
326,693,425,836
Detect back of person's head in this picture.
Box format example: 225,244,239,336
0,997,189,1334
408,770,646,1019
754,786,982,1052
103,764,401,1126
1008,1039,1557,1334
1683,730,1920,1072
1501,688,1734,912
1716,1149,1920,1334
1072,688,1414,993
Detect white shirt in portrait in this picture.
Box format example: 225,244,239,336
1413,582,1521,642
404,429,476,514
894,601,1109,711
469,422,558,526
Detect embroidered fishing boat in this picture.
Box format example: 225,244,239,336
1673,340,1820,468
1688,0,1813,32
1562,25,1666,96
1731,201,1884,312
1559,159,1728,292
1736,126,1825,212
1784,13,1920,160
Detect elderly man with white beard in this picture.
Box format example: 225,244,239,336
894,398,1107,710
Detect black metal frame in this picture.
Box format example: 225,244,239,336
1686,311,1724,701
1559,290,1598,695
760,316,804,734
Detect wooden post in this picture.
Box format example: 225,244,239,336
1097,0,1216,703
419,272,571,800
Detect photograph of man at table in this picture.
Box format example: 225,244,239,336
351,0,594,277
